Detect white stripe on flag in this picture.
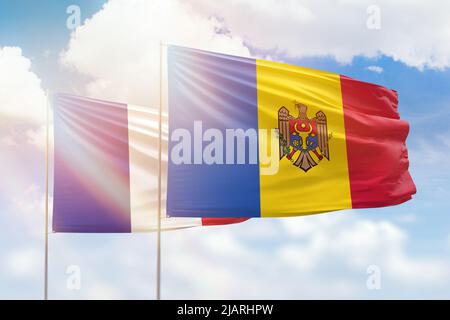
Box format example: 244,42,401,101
127,104,203,232
128,104,157,231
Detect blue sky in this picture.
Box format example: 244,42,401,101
1,0,450,299
0,0,105,91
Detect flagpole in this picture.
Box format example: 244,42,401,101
44,91,50,300
156,41,163,300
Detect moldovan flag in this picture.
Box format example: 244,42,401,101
167,46,416,218
53,93,247,232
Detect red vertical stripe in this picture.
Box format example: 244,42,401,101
201,218,249,226
341,76,416,208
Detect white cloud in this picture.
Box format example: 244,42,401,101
411,132,450,166
278,216,449,285
161,215,450,298
0,47,47,124
55,0,450,299
25,125,51,149
85,284,123,300
60,0,251,106
0,46,48,148
0,135,16,146
9,184,47,238
59,0,450,112
42,49,51,59
395,214,417,224
366,65,384,73
11,184,45,217
0,45,48,292
190,0,450,70
3,247,41,279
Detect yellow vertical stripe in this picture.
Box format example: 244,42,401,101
256,60,352,217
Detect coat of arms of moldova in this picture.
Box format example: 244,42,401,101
278,102,331,172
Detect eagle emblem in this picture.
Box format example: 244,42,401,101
278,102,331,172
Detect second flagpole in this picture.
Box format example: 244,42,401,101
44,91,50,300
156,41,163,300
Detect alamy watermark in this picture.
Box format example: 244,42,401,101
66,5,81,30
366,264,382,290
366,5,381,30
66,265,81,291
170,121,280,175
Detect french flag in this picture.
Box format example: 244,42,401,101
52,93,246,232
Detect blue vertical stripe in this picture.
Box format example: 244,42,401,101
167,46,261,218
53,94,132,233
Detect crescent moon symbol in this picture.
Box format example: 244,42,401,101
294,122,312,134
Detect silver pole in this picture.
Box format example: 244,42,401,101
156,41,163,300
44,91,50,300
